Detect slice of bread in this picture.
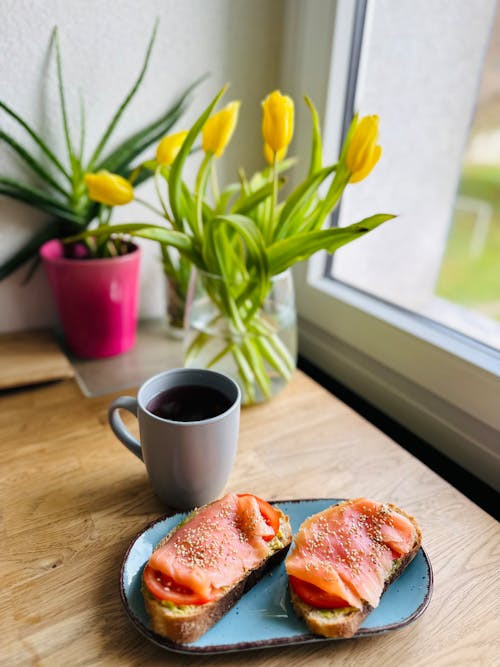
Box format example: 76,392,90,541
142,501,292,644
288,501,422,639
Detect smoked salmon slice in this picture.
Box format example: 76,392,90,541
286,498,417,609
148,493,276,600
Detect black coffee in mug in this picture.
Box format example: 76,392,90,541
146,384,233,422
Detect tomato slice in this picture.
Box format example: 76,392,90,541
143,565,215,605
289,575,349,609
237,493,281,541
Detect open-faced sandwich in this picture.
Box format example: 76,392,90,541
285,498,422,638
142,492,292,643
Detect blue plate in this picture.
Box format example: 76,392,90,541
120,498,433,654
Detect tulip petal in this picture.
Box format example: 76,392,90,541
156,130,188,166
263,143,287,165
345,114,381,183
262,90,294,153
349,145,382,183
84,171,134,206
202,101,240,157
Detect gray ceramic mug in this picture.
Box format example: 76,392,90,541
108,368,241,509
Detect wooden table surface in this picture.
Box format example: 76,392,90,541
1,369,499,666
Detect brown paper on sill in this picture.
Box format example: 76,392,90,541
0,330,74,390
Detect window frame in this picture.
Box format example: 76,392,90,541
282,0,500,490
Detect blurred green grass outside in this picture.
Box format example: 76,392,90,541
435,164,500,321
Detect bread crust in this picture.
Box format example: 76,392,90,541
143,509,292,644
288,501,422,639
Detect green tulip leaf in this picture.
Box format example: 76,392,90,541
64,222,200,264
267,213,396,275
313,166,350,231
231,180,277,216
339,113,359,163
241,338,272,399
215,182,239,214
169,85,227,225
202,213,270,321
274,164,336,241
304,96,322,177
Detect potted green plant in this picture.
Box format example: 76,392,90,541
70,85,394,397
0,23,199,357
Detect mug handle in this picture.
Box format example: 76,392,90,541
108,396,143,461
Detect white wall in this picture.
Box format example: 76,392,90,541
0,0,284,332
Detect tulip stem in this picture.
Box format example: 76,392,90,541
314,166,349,230
210,163,220,204
135,197,165,219
98,205,112,227
267,152,279,243
195,153,213,239
154,167,174,223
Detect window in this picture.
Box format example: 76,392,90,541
327,0,500,352
283,0,500,490
435,6,500,346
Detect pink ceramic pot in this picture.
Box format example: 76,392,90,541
40,240,141,359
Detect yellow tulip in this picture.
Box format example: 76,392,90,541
84,171,134,206
345,115,382,183
261,90,294,154
202,101,241,158
156,130,188,166
263,142,287,165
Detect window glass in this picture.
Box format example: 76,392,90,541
328,0,499,351
436,6,500,337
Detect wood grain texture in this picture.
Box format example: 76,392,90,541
1,371,498,666
0,330,74,390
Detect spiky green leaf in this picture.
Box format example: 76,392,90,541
0,178,84,223
0,130,68,196
87,20,159,169
0,220,58,280
97,77,204,174
0,100,70,181
54,28,77,168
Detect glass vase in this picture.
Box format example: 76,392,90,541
183,268,297,405
164,273,187,340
